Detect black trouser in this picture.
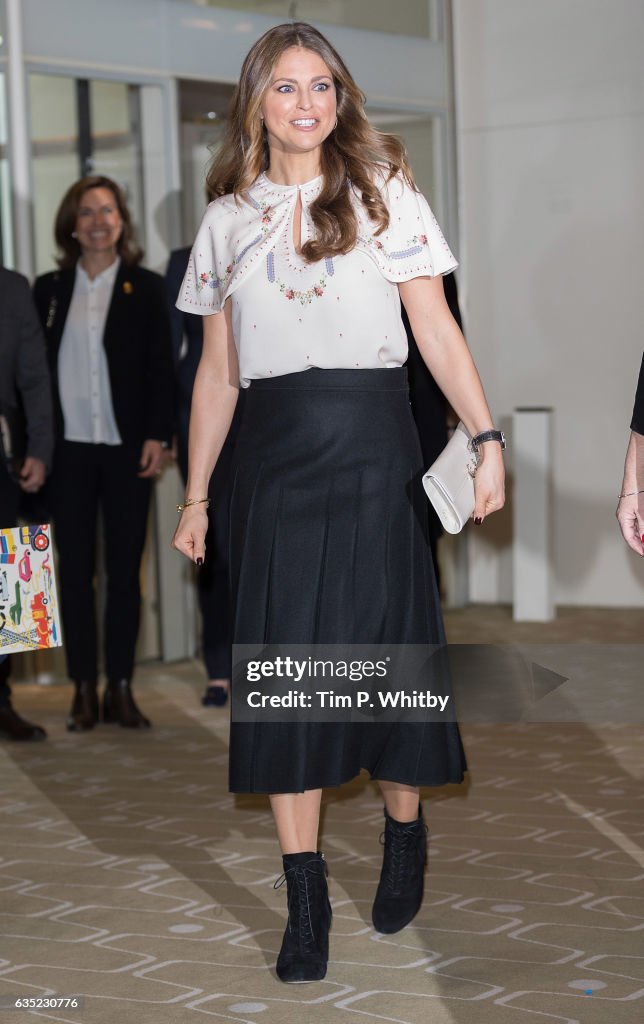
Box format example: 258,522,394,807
51,440,152,684
0,460,20,707
177,409,233,680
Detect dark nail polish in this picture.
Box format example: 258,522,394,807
474,517,483,525
196,557,203,566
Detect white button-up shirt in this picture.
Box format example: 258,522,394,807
58,258,122,445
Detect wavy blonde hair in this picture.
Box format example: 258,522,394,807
206,22,416,262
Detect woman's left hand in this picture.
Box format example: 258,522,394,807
472,446,505,524
138,439,165,478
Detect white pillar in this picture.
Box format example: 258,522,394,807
512,407,554,621
139,80,193,663
6,0,33,277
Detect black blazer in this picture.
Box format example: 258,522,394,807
631,353,644,435
405,272,463,542
165,246,243,444
405,272,463,469
33,261,174,448
0,267,53,468
166,247,206,405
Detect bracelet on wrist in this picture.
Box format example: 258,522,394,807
618,488,644,499
471,429,507,452
177,497,210,513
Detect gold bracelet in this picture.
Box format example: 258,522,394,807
176,497,210,513
618,488,644,498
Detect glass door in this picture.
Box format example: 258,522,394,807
178,78,235,241
28,71,160,664
0,71,12,267
28,73,144,276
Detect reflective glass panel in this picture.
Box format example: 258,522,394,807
90,80,144,246
0,72,13,267
28,73,79,275
183,0,432,38
368,108,438,202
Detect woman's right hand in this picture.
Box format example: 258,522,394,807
616,492,644,556
617,432,644,556
172,506,209,564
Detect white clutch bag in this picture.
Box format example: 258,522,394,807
422,422,479,534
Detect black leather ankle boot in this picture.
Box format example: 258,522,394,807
274,851,332,983
67,680,99,732
372,805,428,934
102,679,151,728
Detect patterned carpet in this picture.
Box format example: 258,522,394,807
1,606,642,1024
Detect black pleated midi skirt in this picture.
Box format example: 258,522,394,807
228,367,467,793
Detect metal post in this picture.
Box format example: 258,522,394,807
75,78,92,177
140,81,192,662
512,407,554,621
6,0,33,277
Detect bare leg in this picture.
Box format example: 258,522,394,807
269,789,323,853
377,780,421,821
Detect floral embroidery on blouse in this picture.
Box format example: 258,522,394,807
248,195,275,236
195,199,275,294
359,232,429,261
266,253,335,305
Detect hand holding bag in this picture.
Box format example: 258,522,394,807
422,421,479,534
0,404,27,483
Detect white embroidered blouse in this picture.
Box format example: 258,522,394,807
175,170,458,387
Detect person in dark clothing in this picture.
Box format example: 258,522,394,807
405,271,463,590
33,175,174,731
166,247,242,706
617,352,644,555
0,267,53,741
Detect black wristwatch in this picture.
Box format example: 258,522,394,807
471,429,507,452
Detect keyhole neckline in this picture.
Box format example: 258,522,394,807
259,172,323,193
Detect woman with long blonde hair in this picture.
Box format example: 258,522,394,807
174,22,505,983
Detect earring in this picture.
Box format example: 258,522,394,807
71,231,78,238
334,117,338,130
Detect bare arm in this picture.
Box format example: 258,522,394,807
616,431,644,556
172,301,239,563
399,275,505,522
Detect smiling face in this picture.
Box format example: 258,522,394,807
261,46,337,159
74,186,123,259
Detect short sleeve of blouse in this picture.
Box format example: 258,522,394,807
175,199,228,316
176,199,226,311
355,172,458,282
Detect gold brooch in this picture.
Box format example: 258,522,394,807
123,281,133,294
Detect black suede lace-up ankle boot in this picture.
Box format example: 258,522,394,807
372,804,428,934
274,851,332,982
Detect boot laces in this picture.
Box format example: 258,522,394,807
274,857,326,947
379,821,427,896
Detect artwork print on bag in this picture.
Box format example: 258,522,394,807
0,525,62,654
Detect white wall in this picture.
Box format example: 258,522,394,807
452,0,644,607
